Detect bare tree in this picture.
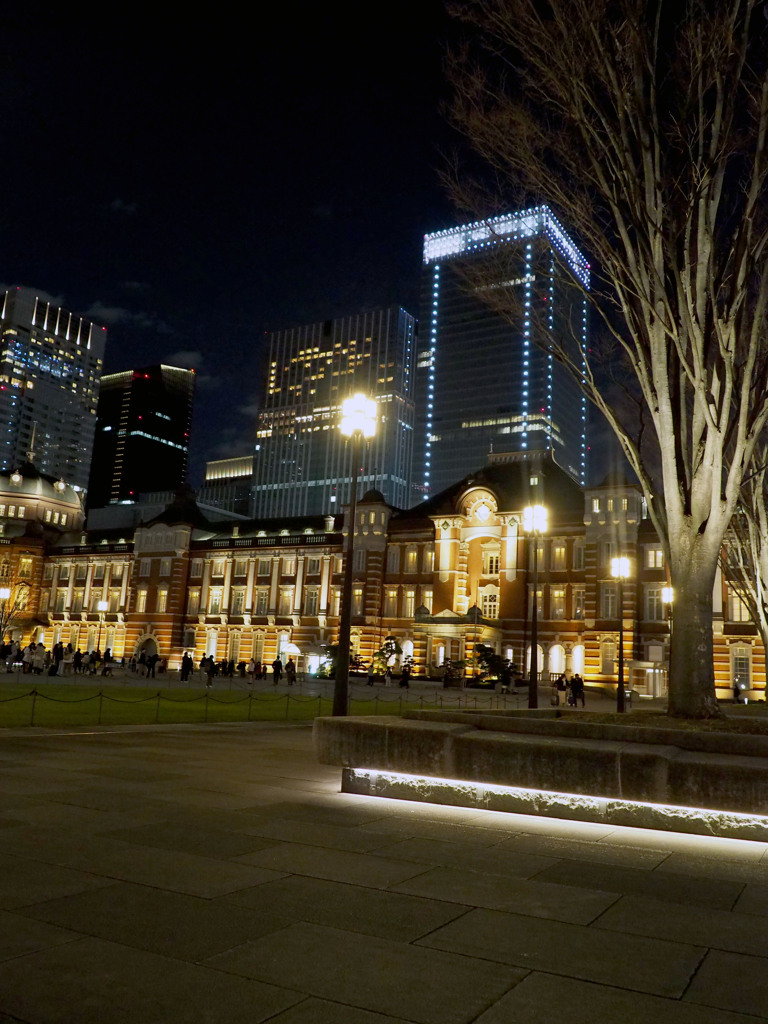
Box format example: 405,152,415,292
447,0,768,716
0,579,31,645
720,457,768,663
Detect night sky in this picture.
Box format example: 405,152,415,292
1,3,456,485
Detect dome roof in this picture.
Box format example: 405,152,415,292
359,488,387,504
0,461,82,509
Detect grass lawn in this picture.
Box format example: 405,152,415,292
0,682,336,728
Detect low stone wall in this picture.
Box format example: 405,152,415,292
314,710,768,840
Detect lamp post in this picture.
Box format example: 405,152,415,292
96,600,108,655
612,557,630,713
333,393,377,717
523,504,547,709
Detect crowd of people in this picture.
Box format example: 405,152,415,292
0,640,121,677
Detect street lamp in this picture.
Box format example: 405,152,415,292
334,393,377,716
523,504,547,709
96,600,108,655
612,557,630,713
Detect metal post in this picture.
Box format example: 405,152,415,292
528,536,539,709
617,575,625,713
333,431,361,717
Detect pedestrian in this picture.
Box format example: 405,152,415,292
247,658,256,684
570,673,585,708
285,657,296,685
272,656,283,685
399,665,410,689
385,666,393,687
367,662,375,686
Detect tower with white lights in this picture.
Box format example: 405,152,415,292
415,207,588,498
0,287,107,490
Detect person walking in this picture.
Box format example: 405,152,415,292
272,656,283,685
570,673,586,708
285,657,296,685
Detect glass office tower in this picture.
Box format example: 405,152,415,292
416,207,588,498
0,287,106,489
87,364,196,507
253,306,417,517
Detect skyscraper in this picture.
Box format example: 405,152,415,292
87,364,195,507
253,306,417,517
416,207,589,498
0,287,106,489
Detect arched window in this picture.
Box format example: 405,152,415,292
206,628,218,657
549,644,565,675
525,644,544,675
601,640,616,675
571,644,585,675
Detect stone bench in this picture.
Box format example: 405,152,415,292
313,710,768,841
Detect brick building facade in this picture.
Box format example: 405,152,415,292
1,456,763,702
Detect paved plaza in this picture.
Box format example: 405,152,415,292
0,720,766,1023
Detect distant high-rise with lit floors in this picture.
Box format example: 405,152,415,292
253,307,417,517
87,364,195,507
0,287,106,489
416,207,589,498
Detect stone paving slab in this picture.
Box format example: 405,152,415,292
418,907,706,997
235,841,431,888
218,874,468,941
236,817,401,853
733,882,768,916
358,813,524,844
391,864,618,923
0,935,303,1024
684,949,768,1018
597,893,768,957
0,824,286,897
494,831,671,867
15,881,292,961
0,853,114,910
100,821,277,859
474,971,760,1023
370,834,559,876
0,909,79,962
532,857,745,910
204,921,526,1024
266,998,413,1024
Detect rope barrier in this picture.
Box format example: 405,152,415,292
0,683,524,728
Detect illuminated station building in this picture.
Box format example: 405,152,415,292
415,208,589,500
87,365,196,508
0,449,760,704
0,287,106,490
252,307,417,517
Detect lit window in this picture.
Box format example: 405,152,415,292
422,588,433,613
572,587,585,619
729,593,752,623
550,588,566,619
601,583,618,618
136,589,147,613
190,559,203,577
551,542,566,570
156,589,168,613
482,593,498,618
483,548,501,575
352,587,364,616
209,588,223,614
646,548,664,569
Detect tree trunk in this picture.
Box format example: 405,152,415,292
667,556,720,718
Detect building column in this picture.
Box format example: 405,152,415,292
245,557,255,612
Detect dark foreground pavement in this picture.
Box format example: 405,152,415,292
0,722,767,1024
